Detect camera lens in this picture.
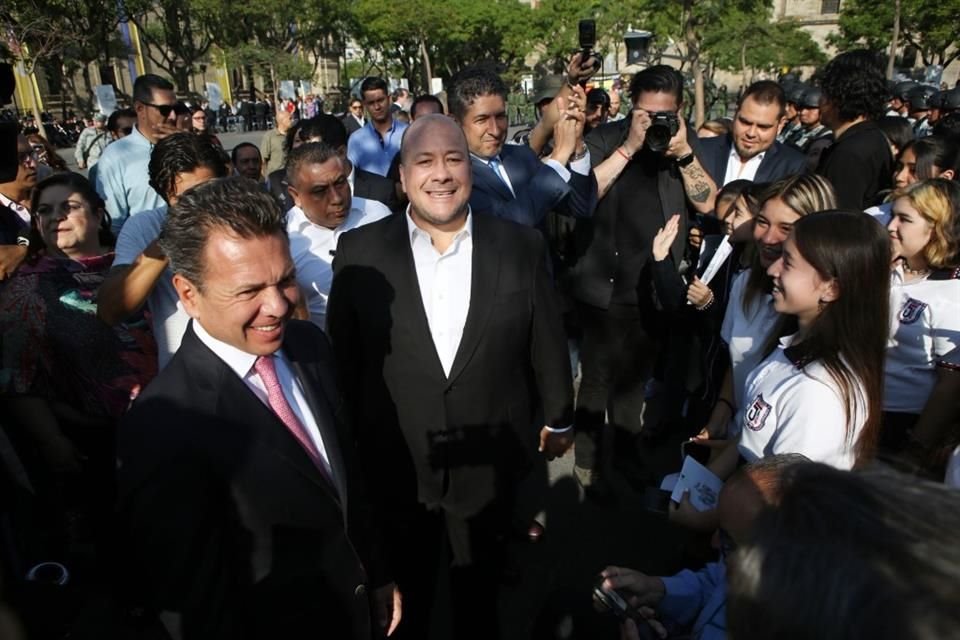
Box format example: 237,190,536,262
646,124,671,153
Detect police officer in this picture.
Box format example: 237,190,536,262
787,87,834,171
887,80,917,118
778,83,807,144
906,85,939,137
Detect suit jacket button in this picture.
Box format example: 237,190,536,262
355,584,367,597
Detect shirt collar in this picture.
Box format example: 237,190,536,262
192,318,283,380
405,207,473,245
288,204,363,235
130,124,154,148
730,144,765,164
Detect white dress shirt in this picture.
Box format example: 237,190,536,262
722,146,766,185
192,320,335,479
407,211,473,377
287,197,392,329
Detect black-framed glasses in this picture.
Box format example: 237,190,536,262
18,150,38,165
141,101,176,118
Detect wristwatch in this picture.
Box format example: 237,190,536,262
675,152,696,168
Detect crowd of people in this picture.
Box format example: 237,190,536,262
0,46,959,640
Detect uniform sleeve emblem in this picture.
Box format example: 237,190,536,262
898,298,928,325
745,394,772,431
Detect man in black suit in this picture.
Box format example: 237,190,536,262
449,66,597,227
327,115,574,640
116,177,400,640
698,80,807,187
343,96,365,138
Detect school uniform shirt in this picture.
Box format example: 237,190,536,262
738,334,867,471
884,266,960,414
720,270,780,435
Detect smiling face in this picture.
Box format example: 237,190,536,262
400,115,472,230
175,229,299,356
287,156,352,229
34,184,104,259
767,235,837,328
733,96,783,160
754,197,802,268
459,93,508,160
888,197,933,265
722,194,756,242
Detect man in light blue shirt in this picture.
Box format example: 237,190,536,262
346,76,408,177
94,74,178,234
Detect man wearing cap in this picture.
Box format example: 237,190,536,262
907,85,938,137
74,114,110,170
786,87,834,171
585,88,611,132
777,83,806,144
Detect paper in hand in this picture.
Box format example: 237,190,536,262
699,235,733,287
670,455,724,512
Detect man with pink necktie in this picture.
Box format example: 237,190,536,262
116,177,400,640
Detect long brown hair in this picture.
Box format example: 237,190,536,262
743,174,838,313
783,211,891,464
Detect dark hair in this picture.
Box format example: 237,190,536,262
159,177,287,289
230,142,261,167
586,88,610,108
29,172,113,255
296,114,347,149
285,142,341,187
448,66,507,121
148,132,228,202
282,119,305,157
717,179,762,217
133,73,175,104
411,94,445,119
739,80,787,119
783,212,890,462
877,115,916,155
26,134,67,171
902,135,960,179
819,50,887,122
360,77,388,98
728,464,960,640
743,174,837,312
107,108,136,134
628,65,683,106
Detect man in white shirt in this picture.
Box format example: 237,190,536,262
116,177,400,640
284,142,391,328
698,81,807,187
98,133,227,368
327,115,574,639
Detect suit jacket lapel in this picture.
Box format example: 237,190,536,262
755,143,779,182
288,355,349,514
500,147,525,193
471,155,514,200
446,214,499,386
180,326,343,505
386,215,448,382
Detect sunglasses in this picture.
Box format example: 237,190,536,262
141,101,176,118
18,150,38,164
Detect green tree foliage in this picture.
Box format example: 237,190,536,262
830,0,960,67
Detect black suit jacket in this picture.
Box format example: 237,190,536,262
116,321,381,640
355,166,401,213
343,114,363,138
698,134,808,186
327,213,573,524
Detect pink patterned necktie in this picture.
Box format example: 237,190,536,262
254,355,332,484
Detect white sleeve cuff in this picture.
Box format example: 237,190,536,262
543,424,574,433
543,158,572,183
569,150,591,176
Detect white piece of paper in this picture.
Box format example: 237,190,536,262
660,472,680,492
669,456,724,512
700,235,733,286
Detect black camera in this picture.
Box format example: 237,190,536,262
645,111,679,153
592,578,659,639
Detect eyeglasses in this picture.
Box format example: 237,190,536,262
141,101,176,118
18,150,38,165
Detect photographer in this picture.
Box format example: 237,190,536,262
569,65,717,494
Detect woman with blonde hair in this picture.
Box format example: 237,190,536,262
882,178,960,455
